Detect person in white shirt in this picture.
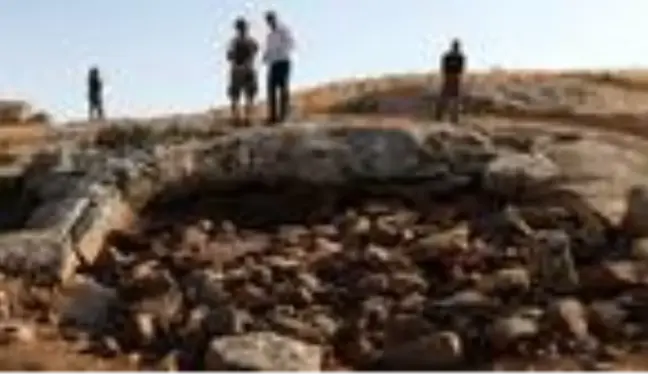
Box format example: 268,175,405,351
262,11,294,124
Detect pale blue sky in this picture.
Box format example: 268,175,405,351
1,0,646,120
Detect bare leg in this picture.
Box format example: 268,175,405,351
230,100,240,126
243,97,254,126
435,95,447,121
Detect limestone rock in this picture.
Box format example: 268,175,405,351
0,320,37,345
383,314,436,346
59,276,118,333
484,151,560,196
205,332,322,371
535,230,579,293
195,123,491,185
548,298,589,339
493,267,531,293
434,289,495,309
631,237,648,262
489,315,539,350
342,127,423,179
375,331,463,370
580,261,642,291
620,185,648,237
588,300,628,337
186,305,252,339
406,223,470,261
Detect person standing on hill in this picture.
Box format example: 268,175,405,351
88,66,105,121
436,39,466,124
263,11,295,125
227,17,259,126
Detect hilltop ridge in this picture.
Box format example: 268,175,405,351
3,69,648,156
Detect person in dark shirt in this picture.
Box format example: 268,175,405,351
227,17,259,126
88,66,104,121
436,39,466,124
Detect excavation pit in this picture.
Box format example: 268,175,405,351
97,175,613,370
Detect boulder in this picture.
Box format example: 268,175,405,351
383,314,436,346
434,289,495,309
535,230,579,293
58,276,118,333
620,185,648,237
205,332,322,371
547,298,589,339
489,315,539,350
374,331,464,370
588,300,628,338
0,320,37,344
484,151,560,197
493,267,531,294
580,261,643,291
185,305,252,339
631,237,648,262
406,223,470,261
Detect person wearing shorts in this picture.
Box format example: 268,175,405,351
227,17,259,126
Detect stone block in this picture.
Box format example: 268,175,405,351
205,332,322,371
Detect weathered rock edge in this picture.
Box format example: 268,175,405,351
0,121,607,283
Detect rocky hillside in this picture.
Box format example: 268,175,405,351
3,70,648,370
5,69,648,150
293,70,648,115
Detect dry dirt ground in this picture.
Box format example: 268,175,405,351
2,70,648,371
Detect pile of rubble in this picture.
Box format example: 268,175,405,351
2,120,648,370
46,179,647,371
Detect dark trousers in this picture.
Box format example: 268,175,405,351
435,95,460,124
435,76,462,124
267,60,291,123
89,95,104,120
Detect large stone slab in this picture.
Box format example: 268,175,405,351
542,131,648,226
2,118,648,284
192,122,496,185
0,171,134,283
472,119,648,227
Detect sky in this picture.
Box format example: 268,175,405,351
0,0,647,121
